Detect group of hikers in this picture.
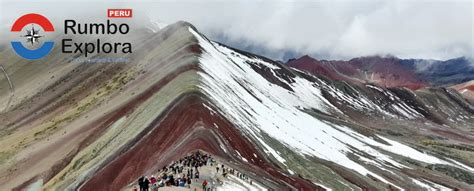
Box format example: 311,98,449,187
134,151,254,191
216,164,252,185
135,151,215,191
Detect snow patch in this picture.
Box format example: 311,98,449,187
26,179,43,191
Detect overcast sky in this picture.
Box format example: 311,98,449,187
1,0,473,61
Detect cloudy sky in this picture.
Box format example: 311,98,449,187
1,0,473,61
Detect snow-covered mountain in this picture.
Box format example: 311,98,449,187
0,22,473,190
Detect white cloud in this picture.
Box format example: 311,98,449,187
141,0,473,60
1,0,473,60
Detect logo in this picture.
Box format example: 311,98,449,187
11,13,55,60
107,9,133,18
10,11,133,62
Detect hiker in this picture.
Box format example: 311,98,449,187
138,176,144,191
223,171,227,178
187,175,192,187
150,175,157,185
162,173,168,181
170,174,176,186
216,166,219,172
143,176,150,191
202,180,208,190
158,179,164,187
179,178,186,187
151,184,158,191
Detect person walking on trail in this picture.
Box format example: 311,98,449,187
195,170,200,180
143,176,150,191
158,179,165,187
150,175,157,185
138,176,144,191
151,183,158,191
202,180,208,190
187,176,192,187
223,170,228,178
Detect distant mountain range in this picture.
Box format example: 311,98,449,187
287,55,474,103
288,55,474,87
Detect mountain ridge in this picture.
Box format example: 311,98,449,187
287,54,474,89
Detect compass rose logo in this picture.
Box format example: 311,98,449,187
11,13,55,60
23,24,43,46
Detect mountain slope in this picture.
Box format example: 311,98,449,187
452,80,474,104
0,22,473,190
287,55,427,90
